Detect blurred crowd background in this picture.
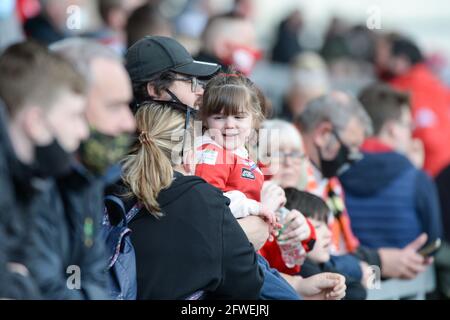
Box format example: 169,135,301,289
2,0,450,116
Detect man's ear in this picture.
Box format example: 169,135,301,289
313,121,333,148
22,106,52,145
146,83,161,99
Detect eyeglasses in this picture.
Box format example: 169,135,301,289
272,151,307,163
172,76,204,93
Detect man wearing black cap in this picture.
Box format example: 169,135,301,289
126,35,220,110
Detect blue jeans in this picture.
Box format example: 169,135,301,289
257,254,302,300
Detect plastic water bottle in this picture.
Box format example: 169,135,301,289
277,207,305,268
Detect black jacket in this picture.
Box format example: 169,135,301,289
115,172,264,300
27,165,109,299
0,102,41,299
436,164,450,243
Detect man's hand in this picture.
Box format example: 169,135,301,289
296,273,346,300
379,233,432,279
237,216,270,250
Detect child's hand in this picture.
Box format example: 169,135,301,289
260,181,286,213
259,205,282,240
277,209,311,244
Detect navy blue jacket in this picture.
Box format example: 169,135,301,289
340,151,442,249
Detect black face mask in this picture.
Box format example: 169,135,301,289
317,130,360,178
34,138,73,178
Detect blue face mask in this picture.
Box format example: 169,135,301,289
0,0,15,20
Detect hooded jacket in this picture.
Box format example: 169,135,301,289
340,138,442,249
119,172,263,300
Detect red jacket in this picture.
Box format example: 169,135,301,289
258,219,316,275
389,63,450,176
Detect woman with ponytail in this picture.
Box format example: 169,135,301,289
117,101,263,300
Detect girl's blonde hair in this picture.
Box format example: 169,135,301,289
200,72,265,130
121,102,192,217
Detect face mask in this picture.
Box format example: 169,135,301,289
317,130,360,178
78,128,132,176
34,139,73,178
223,45,262,76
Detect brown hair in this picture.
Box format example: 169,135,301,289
121,102,194,216
284,187,330,223
200,72,265,129
0,41,86,118
358,83,410,135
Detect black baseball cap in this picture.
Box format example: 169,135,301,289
126,36,220,83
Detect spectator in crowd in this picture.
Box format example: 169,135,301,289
284,188,368,300
112,100,264,299
259,118,363,290
88,0,148,54
89,0,129,54
384,37,450,177
196,14,261,75
25,38,136,299
126,35,220,110
320,17,349,63
278,52,329,121
340,83,442,249
125,3,172,48
259,119,309,190
0,41,89,298
296,92,434,279
271,10,304,64
24,0,75,44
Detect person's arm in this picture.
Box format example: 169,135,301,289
215,205,264,299
281,272,346,300
352,245,381,268
237,216,270,251
415,170,443,241
224,190,261,218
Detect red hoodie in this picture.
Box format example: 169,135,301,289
389,63,450,176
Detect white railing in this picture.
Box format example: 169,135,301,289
367,266,436,300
